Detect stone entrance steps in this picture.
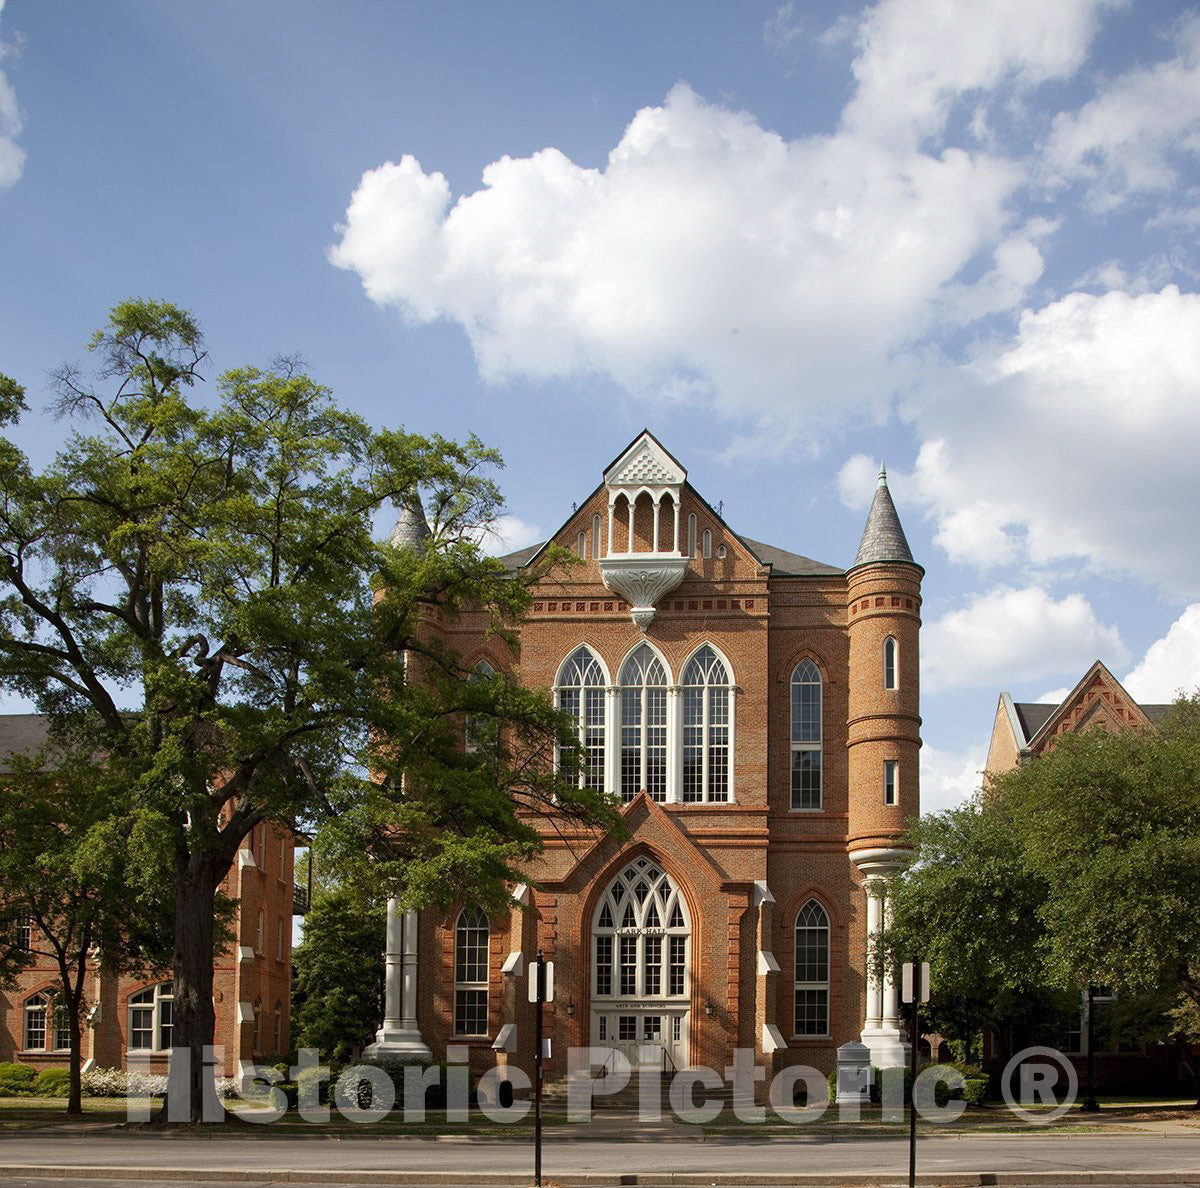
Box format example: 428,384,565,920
541,1071,737,1114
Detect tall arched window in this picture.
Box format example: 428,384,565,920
454,907,490,1036
556,646,607,790
466,659,496,754
682,646,732,802
791,660,822,810
687,513,697,558
794,900,830,1035
23,994,46,1051
273,1001,283,1052
592,857,689,1000
619,644,668,803
252,998,263,1054
592,513,601,558
884,636,898,690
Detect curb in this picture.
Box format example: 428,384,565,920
2,1169,1200,1186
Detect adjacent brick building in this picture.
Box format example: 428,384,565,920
366,431,923,1083
0,714,296,1080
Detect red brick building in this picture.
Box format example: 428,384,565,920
0,714,296,1080
366,431,923,1083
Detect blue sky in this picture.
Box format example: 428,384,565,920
2,0,1200,811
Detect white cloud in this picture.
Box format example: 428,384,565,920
920,743,985,814
1045,14,1200,211
923,585,1128,693
330,77,1027,451
477,514,543,558
0,0,25,189
1034,686,1071,705
843,0,1114,144
910,286,1200,595
1121,603,1200,702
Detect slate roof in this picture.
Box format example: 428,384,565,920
0,714,52,774
739,537,842,576
390,500,431,551
852,464,915,568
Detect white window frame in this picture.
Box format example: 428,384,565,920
790,659,823,811
884,636,898,690
687,513,697,558
793,900,830,1037
680,644,735,803
884,760,899,806
453,907,490,1037
128,983,173,1052
617,642,670,803
23,994,47,1051
555,646,609,792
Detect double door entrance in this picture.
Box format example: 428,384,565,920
591,1007,689,1070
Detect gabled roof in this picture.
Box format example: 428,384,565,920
738,537,843,577
851,463,917,570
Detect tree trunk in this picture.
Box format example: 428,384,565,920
66,992,83,1115
164,853,225,1123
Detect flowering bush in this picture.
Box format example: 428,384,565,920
81,1067,238,1098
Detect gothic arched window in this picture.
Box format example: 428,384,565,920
619,644,669,803
592,857,689,1000
794,900,830,1035
791,659,822,810
884,636,898,690
681,645,732,802
454,907,490,1036
556,646,607,791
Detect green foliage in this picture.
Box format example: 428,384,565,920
291,883,387,1058
33,1068,71,1097
0,300,620,1115
962,1078,989,1106
0,1062,37,1096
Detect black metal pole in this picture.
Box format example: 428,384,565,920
534,949,544,1187
909,957,920,1188
1081,984,1099,1112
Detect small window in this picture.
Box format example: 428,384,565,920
256,909,265,954
24,994,47,1051
128,983,173,1051
252,999,263,1054
592,514,601,558
278,835,287,881
716,544,726,559
702,529,712,559
884,760,898,806
687,514,697,558
276,917,285,962
273,1002,283,1053
884,637,898,690
54,1012,71,1051
577,530,587,558
14,911,31,951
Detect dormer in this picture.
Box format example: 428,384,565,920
598,431,689,631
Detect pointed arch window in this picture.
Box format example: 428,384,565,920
682,646,732,802
791,660,822,811
619,644,668,803
794,901,829,1036
454,907,490,1036
884,636,898,690
556,646,607,791
466,659,496,754
592,858,689,1000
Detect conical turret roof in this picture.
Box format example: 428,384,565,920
390,497,431,552
852,463,914,567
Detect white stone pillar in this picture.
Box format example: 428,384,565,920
364,899,431,1061
672,499,681,554
627,499,635,551
880,892,900,1032
605,685,621,799
652,494,661,552
863,883,883,1031
666,687,682,803
607,500,615,557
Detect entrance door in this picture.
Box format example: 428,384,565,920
591,1008,689,1070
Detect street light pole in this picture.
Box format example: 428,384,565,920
534,949,545,1186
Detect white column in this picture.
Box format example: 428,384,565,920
364,898,431,1061
606,685,621,800
880,891,899,1031
672,499,681,554
667,687,682,803
864,884,883,1031
627,499,635,551
652,494,661,552
607,500,615,557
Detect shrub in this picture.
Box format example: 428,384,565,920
81,1066,237,1099
0,1063,37,1096
33,1068,71,1097
963,1078,990,1106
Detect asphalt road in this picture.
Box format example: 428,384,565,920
0,1131,1198,1185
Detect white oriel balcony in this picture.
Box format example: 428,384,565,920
598,433,689,631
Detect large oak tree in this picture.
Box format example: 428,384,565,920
0,301,616,1119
